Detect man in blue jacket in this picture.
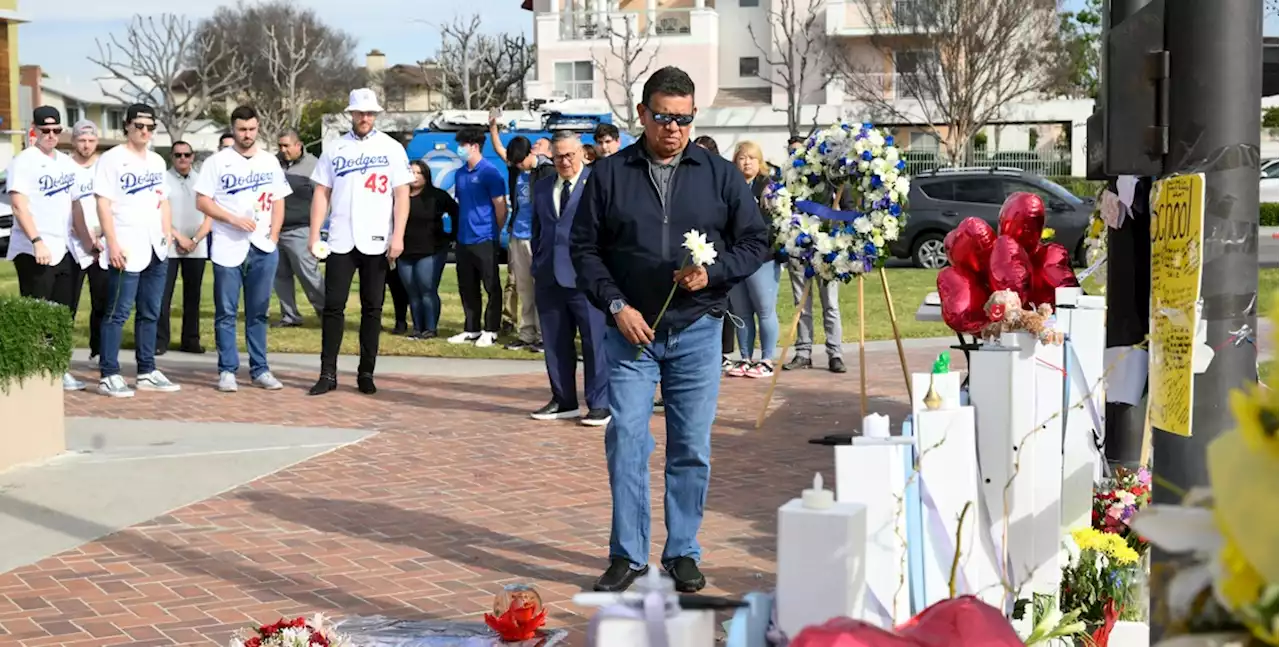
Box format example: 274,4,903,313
571,66,769,593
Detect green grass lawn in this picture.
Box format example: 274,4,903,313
0,261,1275,359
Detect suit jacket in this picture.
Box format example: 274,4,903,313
532,166,590,289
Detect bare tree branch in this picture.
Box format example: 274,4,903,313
88,14,246,143
426,14,534,110
830,0,1060,163
592,13,660,131
749,0,832,137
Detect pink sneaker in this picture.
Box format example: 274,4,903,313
726,360,751,377
744,361,775,378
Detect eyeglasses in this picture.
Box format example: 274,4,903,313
172,152,193,158
646,109,695,127
132,122,157,132
38,127,62,135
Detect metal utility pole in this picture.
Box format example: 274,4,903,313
1149,0,1262,638
1100,0,1154,464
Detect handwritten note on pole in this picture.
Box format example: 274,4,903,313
1147,173,1205,437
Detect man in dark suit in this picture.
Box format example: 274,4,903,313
529,130,610,427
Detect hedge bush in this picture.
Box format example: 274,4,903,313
1262,202,1278,227
0,295,74,394
1047,176,1107,199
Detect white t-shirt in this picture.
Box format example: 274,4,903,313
195,147,291,267
94,145,170,273
166,168,208,259
4,146,80,265
311,129,412,255
67,159,101,269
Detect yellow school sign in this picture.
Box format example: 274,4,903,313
1148,173,1206,437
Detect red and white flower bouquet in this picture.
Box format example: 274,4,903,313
229,614,350,647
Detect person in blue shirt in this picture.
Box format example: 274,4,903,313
501,136,557,351
446,127,508,348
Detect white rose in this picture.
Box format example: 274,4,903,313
854,217,874,234
893,176,911,196
886,147,901,162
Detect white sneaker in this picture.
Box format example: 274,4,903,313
447,331,480,345
217,371,238,392
475,331,498,348
253,372,283,390
62,372,85,391
97,375,135,398
137,370,181,392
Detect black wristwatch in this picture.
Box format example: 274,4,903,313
609,299,626,315
30,236,42,244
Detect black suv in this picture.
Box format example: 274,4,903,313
890,167,1094,268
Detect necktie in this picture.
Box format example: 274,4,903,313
558,179,572,218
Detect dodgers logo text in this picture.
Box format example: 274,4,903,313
121,171,164,195
38,172,77,197
332,153,390,177
220,171,276,195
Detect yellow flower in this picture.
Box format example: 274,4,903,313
1072,527,1140,565
1219,540,1267,611
1042,227,1056,241
1228,380,1279,460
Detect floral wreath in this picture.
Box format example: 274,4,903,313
764,122,910,282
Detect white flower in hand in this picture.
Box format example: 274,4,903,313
682,229,717,266
311,240,331,260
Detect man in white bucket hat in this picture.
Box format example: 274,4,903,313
306,88,412,396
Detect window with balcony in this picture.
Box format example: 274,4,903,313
739,57,760,78
106,108,125,132
893,50,938,101
555,61,595,99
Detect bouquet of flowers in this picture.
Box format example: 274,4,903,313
1081,204,1107,293
228,615,349,647
1093,464,1153,555
1061,526,1145,646
765,122,909,283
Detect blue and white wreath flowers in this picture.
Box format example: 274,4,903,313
765,122,910,282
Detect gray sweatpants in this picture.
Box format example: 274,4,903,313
274,227,325,323
786,260,843,359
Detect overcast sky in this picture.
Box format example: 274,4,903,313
16,0,1279,85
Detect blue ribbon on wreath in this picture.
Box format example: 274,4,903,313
794,199,862,222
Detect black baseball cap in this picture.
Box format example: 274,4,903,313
32,106,61,127
125,103,156,123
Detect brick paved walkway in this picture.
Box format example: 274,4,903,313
0,345,957,646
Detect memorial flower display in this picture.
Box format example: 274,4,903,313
228,614,349,647
1093,465,1153,555
765,122,909,282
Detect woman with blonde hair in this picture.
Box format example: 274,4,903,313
725,140,780,378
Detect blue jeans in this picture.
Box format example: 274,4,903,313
604,313,724,568
397,251,449,333
731,260,781,361
213,247,279,378
99,252,168,378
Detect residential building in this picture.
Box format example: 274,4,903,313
522,0,1095,175
0,0,23,169
365,49,450,112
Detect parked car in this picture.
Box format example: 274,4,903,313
890,167,1094,268
1260,158,1278,204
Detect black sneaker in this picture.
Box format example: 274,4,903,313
272,320,302,329
828,357,848,373
155,345,168,356
784,355,812,371
528,341,544,353
593,558,649,592
178,343,206,354
308,375,337,396
392,324,408,335
664,556,706,593
653,399,665,414
420,330,438,339
580,408,611,427
505,340,530,351
531,401,581,421
357,374,377,394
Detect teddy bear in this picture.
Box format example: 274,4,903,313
980,290,1064,345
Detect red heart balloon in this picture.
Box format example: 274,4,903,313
937,266,991,335
789,597,1024,647
997,192,1046,253
1029,242,1080,308
943,218,997,278
987,235,1033,306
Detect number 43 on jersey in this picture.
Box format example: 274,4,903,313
364,174,389,193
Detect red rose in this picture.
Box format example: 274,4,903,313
989,303,1007,321
291,617,307,628
245,638,262,647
